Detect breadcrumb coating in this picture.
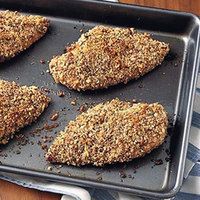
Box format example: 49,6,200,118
46,99,168,166
0,80,50,144
0,10,49,62
49,26,169,91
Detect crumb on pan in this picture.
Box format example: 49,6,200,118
49,26,169,91
0,10,49,62
46,98,168,166
0,80,50,144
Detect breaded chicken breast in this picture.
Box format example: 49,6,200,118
49,26,169,91
46,99,168,166
0,10,49,62
0,80,50,144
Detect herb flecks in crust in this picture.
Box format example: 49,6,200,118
0,80,50,144
46,99,168,166
0,10,49,62
49,26,169,91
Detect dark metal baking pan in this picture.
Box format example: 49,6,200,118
0,0,199,198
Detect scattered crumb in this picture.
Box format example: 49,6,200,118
57,90,65,97
16,150,21,155
42,87,50,93
43,123,59,131
47,166,53,171
138,83,143,88
119,171,127,179
70,99,77,106
40,59,45,64
57,165,63,169
78,105,86,112
50,112,59,121
41,144,48,151
96,171,101,176
97,176,102,181
165,157,171,162
151,159,163,165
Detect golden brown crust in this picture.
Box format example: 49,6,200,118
49,26,169,91
46,99,168,166
0,10,49,62
0,80,50,144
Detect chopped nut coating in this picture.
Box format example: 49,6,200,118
0,80,50,144
46,99,168,166
49,26,169,91
0,10,49,62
